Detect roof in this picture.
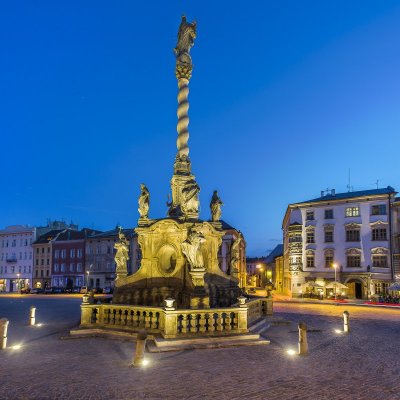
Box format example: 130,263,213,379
88,228,136,239
33,230,64,244
53,228,102,242
265,244,284,263
295,186,396,206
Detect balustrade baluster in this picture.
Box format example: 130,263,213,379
189,314,197,333
231,312,237,331
111,309,116,325
139,311,145,327
135,311,141,327
122,309,128,325
208,313,216,332
181,314,188,334
216,312,223,332
199,314,206,333
224,313,232,331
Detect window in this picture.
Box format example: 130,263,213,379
47,247,50,253
60,263,66,272
346,229,360,242
41,259,44,266
36,248,39,254
40,270,43,277
54,250,60,259
374,282,389,295
372,228,387,241
372,255,388,268
347,255,361,267
41,248,45,254
371,204,386,215
306,254,315,268
325,209,334,219
345,207,360,217
70,263,75,272
54,263,59,272
96,246,101,255
28,266,31,273
47,259,50,266
289,233,302,243
46,270,49,277
77,263,82,272
306,230,315,244
324,230,334,243
306,210,314,221
61,249,66,259
36,259,39,266
77,249,82,258
70,249,75,258
325,255,333,268
24,266,26,273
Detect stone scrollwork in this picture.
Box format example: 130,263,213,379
114,227,130,280
138,184,150,219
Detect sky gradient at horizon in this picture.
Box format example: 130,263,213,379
1,1,400,255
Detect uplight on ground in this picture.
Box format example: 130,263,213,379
286,349,297,356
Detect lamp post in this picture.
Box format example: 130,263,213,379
17,273,20,293
86,271,90,289
332,263,338,300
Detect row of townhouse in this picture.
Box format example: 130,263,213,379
281,186,400,299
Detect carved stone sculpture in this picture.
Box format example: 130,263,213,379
174,15,196,79
230,234,242,279
138,184,150,219
181,227,205,270
114,227,130,280
181,179,200,215
210,190,223,222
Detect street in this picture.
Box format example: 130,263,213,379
0,296,399,399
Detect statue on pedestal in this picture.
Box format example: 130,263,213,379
174,15,197,72
230,234,242,279
210,190,223,222
181,179,200,216
138,184,150,219
114,227,130,280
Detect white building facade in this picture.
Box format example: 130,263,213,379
0,225,36,292
283,187,397,299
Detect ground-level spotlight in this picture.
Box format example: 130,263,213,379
142,359,149,366
286,349,296,356
10,344,22,350
334,329,342,334
36,323,43,327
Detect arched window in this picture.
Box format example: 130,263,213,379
371,247,389,268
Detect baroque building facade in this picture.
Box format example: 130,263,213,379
282,187,397,299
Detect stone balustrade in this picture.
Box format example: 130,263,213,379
80,297,273,339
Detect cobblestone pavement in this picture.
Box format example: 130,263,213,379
0,297,400,400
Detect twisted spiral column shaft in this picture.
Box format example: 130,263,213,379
177,78,190,157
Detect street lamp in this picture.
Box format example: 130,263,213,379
17,273,20,293
332,263,338,300
86,271,90,288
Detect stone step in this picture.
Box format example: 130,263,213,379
148,334,270,352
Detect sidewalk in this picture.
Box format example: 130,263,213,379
272,293,400,309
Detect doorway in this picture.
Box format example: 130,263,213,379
355,282,363,299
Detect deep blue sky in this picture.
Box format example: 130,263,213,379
1,1,400,255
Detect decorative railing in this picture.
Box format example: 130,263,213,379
80,297,273,339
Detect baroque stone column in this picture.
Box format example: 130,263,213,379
168,16,200,220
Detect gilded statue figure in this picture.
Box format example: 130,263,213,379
181,227,206,270
114,228,130,278
174,15,197,61
230,234,242,279
138,184,150,219
210,190,223,222
181,179,200,215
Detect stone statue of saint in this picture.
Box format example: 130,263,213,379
210,190,223,222
174,15,197,61
181,227,206,270
230,234,242,279
181,179,200,215
138,184,150,219
114,227,129,279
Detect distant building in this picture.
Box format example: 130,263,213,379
85,228,136,289
32,230,63,289
0,225,36,292
36,219,78,238
246,257,267,287
283,187,397,299
265,244,284,290
51,228,101,289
